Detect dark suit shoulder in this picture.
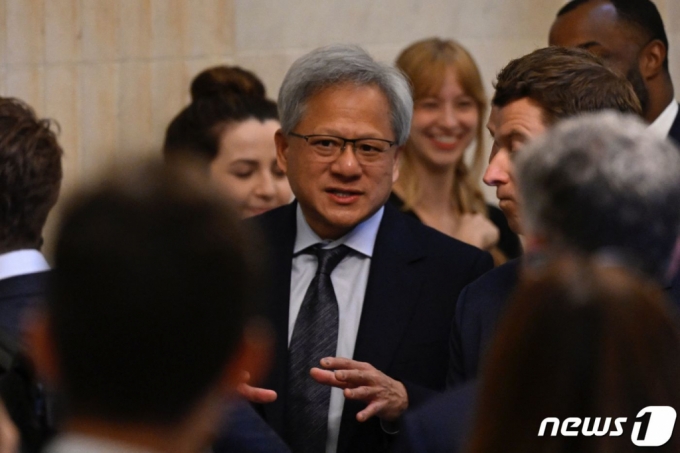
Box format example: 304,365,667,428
449,259,520,386
456,258,520,338
460,258,520,301
389,204,492,263
0,271,51,343
0,271,51,299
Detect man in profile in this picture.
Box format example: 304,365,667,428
399,115,680,453
549,0,679,142
0,97,62,340
28,162,271,453
451,46,642,384
394,46,644,453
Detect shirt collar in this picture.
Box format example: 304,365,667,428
0,249,50,281
294,204,384,258
648,100,679,139
45,433,157,453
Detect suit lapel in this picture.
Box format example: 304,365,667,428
337,204,427,453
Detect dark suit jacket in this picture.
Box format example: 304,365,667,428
447,258,680,388
394,382,477,453
214,401,291,453
447,259,520,387
0,271,50,340
668,104,680,146
252,202,493,453
0,271,51,453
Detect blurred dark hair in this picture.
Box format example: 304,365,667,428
190,65,267,101
51,160,260,425
164,66,278,162
0,97,62,253
557,0,669,71
467,254,680,453
492,47,641,124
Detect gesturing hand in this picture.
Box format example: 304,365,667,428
310,357,408,422
236,371,277,404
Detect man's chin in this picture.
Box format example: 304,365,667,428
506,216,523,236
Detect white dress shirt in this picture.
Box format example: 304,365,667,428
0,249,50,281
289,205,383,453
44,434,156,453
648,100,678,139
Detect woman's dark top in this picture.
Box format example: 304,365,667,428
388,192,522,260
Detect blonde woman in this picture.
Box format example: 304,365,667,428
391,38,520,263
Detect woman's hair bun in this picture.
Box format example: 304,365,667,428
190,65,267,101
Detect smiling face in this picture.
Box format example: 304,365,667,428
484,98,548,234
276,84,399,239
408,67,479,170
210,119,292,218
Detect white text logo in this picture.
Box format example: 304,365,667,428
538,406,676,447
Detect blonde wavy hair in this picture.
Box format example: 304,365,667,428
395,38,487,215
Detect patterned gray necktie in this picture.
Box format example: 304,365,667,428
285,244,351,453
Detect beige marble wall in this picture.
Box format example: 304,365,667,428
0,0,677,255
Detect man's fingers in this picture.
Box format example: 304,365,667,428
321,357,373,371
335,369,376,386
343,385,378,401
310,367,349,388
237,383,278,403
356,400,385,422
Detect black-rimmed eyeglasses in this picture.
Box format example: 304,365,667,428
288,132,396,164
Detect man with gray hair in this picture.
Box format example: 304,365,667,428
516,111,680,280
243,44,492,453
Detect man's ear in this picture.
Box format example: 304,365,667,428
217,319,273,395
275,129,290,175
24,312,61,387
640,39,667,79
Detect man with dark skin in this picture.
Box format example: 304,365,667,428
549,0,679,141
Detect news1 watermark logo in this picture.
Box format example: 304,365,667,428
538,406,677,447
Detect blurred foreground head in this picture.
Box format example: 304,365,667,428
469,254,680,453
31,159,269,443
516,111,680,281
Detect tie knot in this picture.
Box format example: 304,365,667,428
313,245,351,276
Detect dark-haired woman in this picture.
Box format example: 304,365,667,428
165,65,292,218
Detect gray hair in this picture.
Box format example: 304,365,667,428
516,111,680,280
277,44,413,145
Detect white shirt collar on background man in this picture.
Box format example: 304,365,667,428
0,249,50,281
291,203,384,453
44,433,156,453
648,100,679,139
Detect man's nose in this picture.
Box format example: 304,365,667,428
483,153,508,187
330,145,362,177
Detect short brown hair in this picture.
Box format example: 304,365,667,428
0,97,63,252
492,46,641,124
